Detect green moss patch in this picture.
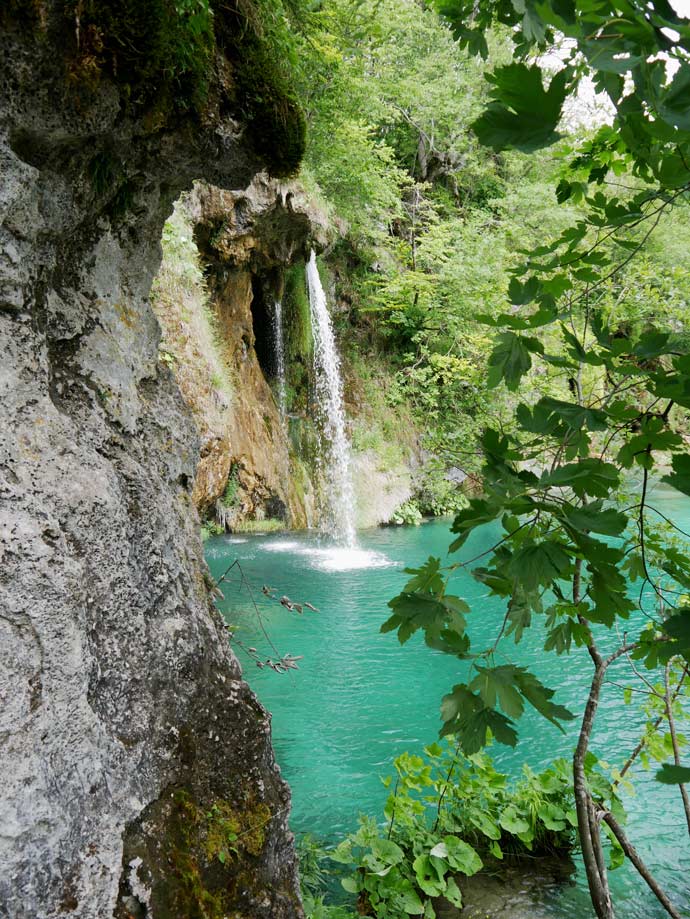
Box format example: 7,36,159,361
121,786,275,918
57,0,307,176
64,0,214,109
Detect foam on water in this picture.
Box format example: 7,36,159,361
262,539,304,552
306,546,393,572
261,538,393,571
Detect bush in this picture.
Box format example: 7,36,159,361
390,500,423,526
414,466,470,518
201,520,224,540
330,741,577,918
297,835,357,919
232,518,284,534
220,467,240,509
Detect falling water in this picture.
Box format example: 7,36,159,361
305,250,357,546
272,299,288,422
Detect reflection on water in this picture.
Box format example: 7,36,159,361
260,538,395,571
206,511,690,919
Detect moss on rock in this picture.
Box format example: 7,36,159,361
118,784,279,919
55,0,306,175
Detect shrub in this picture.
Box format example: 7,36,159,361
390,500,423,527
330,741,577,918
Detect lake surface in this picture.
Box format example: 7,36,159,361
206,485,690,918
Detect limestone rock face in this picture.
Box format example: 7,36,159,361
179,178,330,528
191,175,331,271
0,10,302,919
351,451,414,529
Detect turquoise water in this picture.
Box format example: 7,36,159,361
206,485,690,918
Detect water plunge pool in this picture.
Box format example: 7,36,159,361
206,510,690,918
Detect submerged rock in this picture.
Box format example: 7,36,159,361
0,6,304,917
434,857,577,919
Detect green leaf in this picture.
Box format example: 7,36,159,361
413,854,446,897
383,557,468,645
656,763,690,784
470,665,525,719
370,838,405,867
508,275,541,304
487,332,544,390
489,840,504,860
383,591,468,645
450,499,501,551
662,454,690,499
514,669,575,729
536,397,608,432
398,883,425,915
439,836,482,875
563,501,627,536
663,609,690,658
505,595,532,643
469,811,502,840
499,805,530,835
539,459,620,498
588,565,634,626
472,64,567,152
440,684,518,752
602,822,626,870
509,540,571,592
444,876,463,908
537,802,566,831
656,62,690,131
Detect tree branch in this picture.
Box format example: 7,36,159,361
602,811,682,919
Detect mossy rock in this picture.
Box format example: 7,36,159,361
55,1,307,176
117,784,276,919
283,262,312,364
231,40,306,179
62,0,214,109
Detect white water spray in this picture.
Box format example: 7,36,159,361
306,250,357,546
272,299,288,422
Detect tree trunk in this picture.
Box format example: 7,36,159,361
574,661,614,919
664,662,690,836
418,132,428,180
603,812,682,919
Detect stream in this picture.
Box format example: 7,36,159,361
206,484,690,918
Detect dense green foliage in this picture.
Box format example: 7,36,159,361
296,739,633,917
290,0,690,484
329,741,579,917
286,1,690,916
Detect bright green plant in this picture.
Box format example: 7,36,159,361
221,467,240,510
390,501,423,527
330,740,581,917
298,835,357,919
200,520,224,541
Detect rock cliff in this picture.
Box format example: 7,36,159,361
149,178,330,532
0,5,304,917
190,178,328,529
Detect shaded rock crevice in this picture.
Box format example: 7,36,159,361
152,178,331,530
0,7,303,918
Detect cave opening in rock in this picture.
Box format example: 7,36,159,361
250,275,278,381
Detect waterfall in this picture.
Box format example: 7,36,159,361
305,250,357,546
272,299,288,422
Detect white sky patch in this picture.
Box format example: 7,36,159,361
669,0,690,17
539,2,690,132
